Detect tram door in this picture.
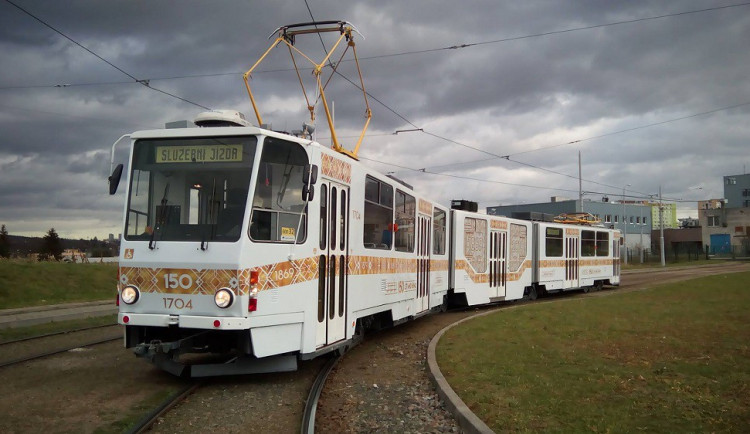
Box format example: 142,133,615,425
489,230,507,298
613,236,621,276
416,214,431,313
316,181,349,347
565,233,580,288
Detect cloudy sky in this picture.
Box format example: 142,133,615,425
1,0,748,239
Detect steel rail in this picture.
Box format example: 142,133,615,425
0,335,120,369
301,354,342,434
126,381,201,434
0,323,119,346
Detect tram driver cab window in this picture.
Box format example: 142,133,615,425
249,138,308,243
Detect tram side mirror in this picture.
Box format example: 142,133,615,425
302,184,314,201
109,163,124,195
303,164,318,185
302,164,318,201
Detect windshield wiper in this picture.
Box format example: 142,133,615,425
201,178,217,251
149,183,170,250
276,153,293,209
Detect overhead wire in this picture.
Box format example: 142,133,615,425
2,0,210,110
5,2,748,90
358,155,581,194
298,0,742,200
3,0,745,200
358,2,750,61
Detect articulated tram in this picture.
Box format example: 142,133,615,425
110,114,620,376
108,21,620,376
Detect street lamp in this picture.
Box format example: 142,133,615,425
650,187,666,267
659,186,665,267
622,184,631,264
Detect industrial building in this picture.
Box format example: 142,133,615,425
698,184,750,255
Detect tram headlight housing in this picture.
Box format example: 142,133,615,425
121,286,140,305
214,288,234,309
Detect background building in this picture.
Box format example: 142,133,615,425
723,174,750,208
650,202,678,229
697,173,750,255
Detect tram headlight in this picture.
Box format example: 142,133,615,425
214,288,234,309
121,286,140,305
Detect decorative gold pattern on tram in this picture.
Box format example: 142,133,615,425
418,199,433,215
455,259,532,284
321,153,352,184
120,255,453,295
490,220,508,230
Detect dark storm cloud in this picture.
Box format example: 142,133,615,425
1,0,748,236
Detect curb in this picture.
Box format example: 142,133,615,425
427,310,498,434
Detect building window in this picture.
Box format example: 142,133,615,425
614,215,619,223
636,217,640,224
630,216,634,224
605,215,611,223
707,215,720,227
743,189,750,197
726,177,736,185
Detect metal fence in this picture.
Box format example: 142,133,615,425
625,243,749,264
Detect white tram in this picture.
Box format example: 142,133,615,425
109,118,621,376
108,21,621,376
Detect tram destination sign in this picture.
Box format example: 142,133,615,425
155,144,243,163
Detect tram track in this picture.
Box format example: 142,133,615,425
0,335,121,369
0,323,118,346
133,353,345,433
301,354,342,434
127,381,202,434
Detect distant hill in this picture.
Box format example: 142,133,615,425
5,234,119,258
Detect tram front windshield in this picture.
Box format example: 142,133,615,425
124,136,257,242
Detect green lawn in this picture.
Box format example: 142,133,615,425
437,272,750,433
0,260,117,309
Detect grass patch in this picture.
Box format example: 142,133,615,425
0,260,117,309
437,272,750,432
0,314,117,343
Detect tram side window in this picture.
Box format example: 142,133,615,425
581,230,596,257
249,138,308,243
545,227,563,257
433,208,446,255
363,176,394,249
596,232,610,256
395,190,415,252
